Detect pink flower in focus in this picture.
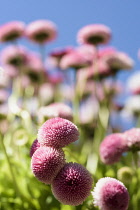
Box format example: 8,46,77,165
77,24,111,46
0,21,25,42
100,133,128,164
92,177,129,210
52,162,93,206
25,20,57,44
31,146,65,184
124,128,140,151
0,45,28,67
30,139,40,157
37,117,79,148
38,102,73,122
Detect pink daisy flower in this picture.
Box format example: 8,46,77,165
123,128,140,151
0,45,28,67
0,21,25,42
77,24,111,46
100,133,128,164
38,102,73,122
52,162,93,206
31,146,65,184
25,20,57,44
102,51,134,73
37,117,79,148
92,177,129,210
59,48,92,70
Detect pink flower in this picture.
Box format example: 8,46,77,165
77,24,111,46
101,50,134,73
31,146,65,184
59,48,92,70
30,139,40,157
92,177,129,210
123,128,140,151
37,117,79,148
49,46,73,67
22,52,46,83
52,162,93,206
100,133,128,164
0,21,25,42
38,102,73,122
25,20,57,44
0,45,28,67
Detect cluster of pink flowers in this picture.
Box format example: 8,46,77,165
100,127,140,165
30,117,93,206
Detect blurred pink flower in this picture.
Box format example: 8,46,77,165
59,48,92,70
38,102,73,122
31,146,65,184
0,21,25,42
100,133,128,164
100,50,134,73
92,177,129,210
22,52,47,83
77,24,111,46
0,45,28,67
52,162,93,206
49,46,74,67
25,20,57,44
39,83,55,104
124,128,140,151
37,117,79,148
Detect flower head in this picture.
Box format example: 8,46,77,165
25,20,57,44
123,128,140,151
0,21,25,42
52,162,93,206
38,103,73,123
31,146,65,184
59,49,91,70
37,117,79,148
92,177,129,210
0,45,28,67
30,139,40,157
101,50,134,73
77,24,111,46
100,133,128,164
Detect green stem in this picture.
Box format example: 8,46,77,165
0,133,37,209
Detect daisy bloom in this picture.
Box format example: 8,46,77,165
31,146,65,184
52,162,93,206
25,20,57,44
37,117,79,148
92,177,129,210
0,21,25,42
77,24,111,46
123,128,140,151
100,133,128,164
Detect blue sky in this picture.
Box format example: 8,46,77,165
0,1,140,79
